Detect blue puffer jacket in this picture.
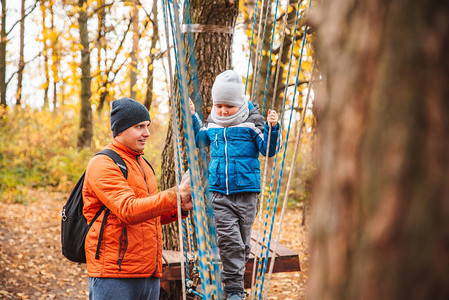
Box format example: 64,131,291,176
192,101,280,195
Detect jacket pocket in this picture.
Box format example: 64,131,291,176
235,159,256,188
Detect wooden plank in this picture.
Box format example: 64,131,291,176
161,231,300,286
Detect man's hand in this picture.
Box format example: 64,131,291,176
267,109,279,127
179,171,193,211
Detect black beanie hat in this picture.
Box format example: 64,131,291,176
110,98,151,137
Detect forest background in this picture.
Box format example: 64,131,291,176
0,0,313,299
2,0,448,300
0,0,314,206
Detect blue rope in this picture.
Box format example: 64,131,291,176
253,0,312,298
181,2,223,299
261,0,281,116
251,0,273,110
164,1,222,299
162,0,195,292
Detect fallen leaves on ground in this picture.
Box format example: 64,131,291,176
0,190,309,299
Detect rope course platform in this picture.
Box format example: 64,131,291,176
160,231,300,291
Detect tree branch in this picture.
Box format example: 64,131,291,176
88,2,114,18
5,51,41,86
6,0,40,36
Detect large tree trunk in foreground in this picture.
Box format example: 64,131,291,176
308,1,449,300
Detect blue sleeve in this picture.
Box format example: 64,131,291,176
257,122,280,157
192,113,211,149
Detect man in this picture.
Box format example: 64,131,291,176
82,97,192,300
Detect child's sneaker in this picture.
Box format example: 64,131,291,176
226,291,245,300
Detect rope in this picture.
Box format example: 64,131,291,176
244,0,261,93
251,0,312,298
162,1,199,298
180,3,223,299
161,0,313,298
249,0,292,297
262,60,316,300
260,0,281,115
163,1,223,298
250,0,270,104
162,1,187,298
256,7,312,299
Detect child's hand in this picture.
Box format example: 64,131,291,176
189,99,195,115
267,109,278,127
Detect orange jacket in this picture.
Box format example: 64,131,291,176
83,138,179,278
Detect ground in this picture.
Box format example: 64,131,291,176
0,190,309,299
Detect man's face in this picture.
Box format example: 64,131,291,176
116,120,151,153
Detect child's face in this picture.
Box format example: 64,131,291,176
214,104,239,116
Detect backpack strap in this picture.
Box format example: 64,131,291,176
87,205,107,227
97,149,128,179
90,149,128,260
95,208,110,259
141,156,155,175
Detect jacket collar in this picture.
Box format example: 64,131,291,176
110,138,143,157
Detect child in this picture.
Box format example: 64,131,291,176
189,70,279,300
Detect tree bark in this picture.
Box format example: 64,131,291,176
49,0,59,113
0,0,7,107
15,0,26,106
308,1,449,300
144,0,158,110
161,0,239,194
95,0,107,114
130,0,139,99
242,0,307,115
40,1,50,110
77,0,93,149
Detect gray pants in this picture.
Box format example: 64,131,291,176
212,191,258,292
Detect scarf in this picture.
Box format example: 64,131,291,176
210,101,249,127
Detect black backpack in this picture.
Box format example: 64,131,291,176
61,149,128,263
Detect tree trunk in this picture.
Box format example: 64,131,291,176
15,0,26,106
0,0,6,107
40,1,50,110
242,0,306,115
77,0,93,149
49,0,59,113
252,0,271,111
130,0,139,99
96,0,107,114
144,0,158,110
160,0,239,206
160,1,239,299
308,1,449,300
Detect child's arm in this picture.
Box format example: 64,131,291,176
189,99,211,148
255,109,280,157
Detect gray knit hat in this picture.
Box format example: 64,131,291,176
211,70,246,107
110,98,150,137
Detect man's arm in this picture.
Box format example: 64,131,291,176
85,156,183,225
